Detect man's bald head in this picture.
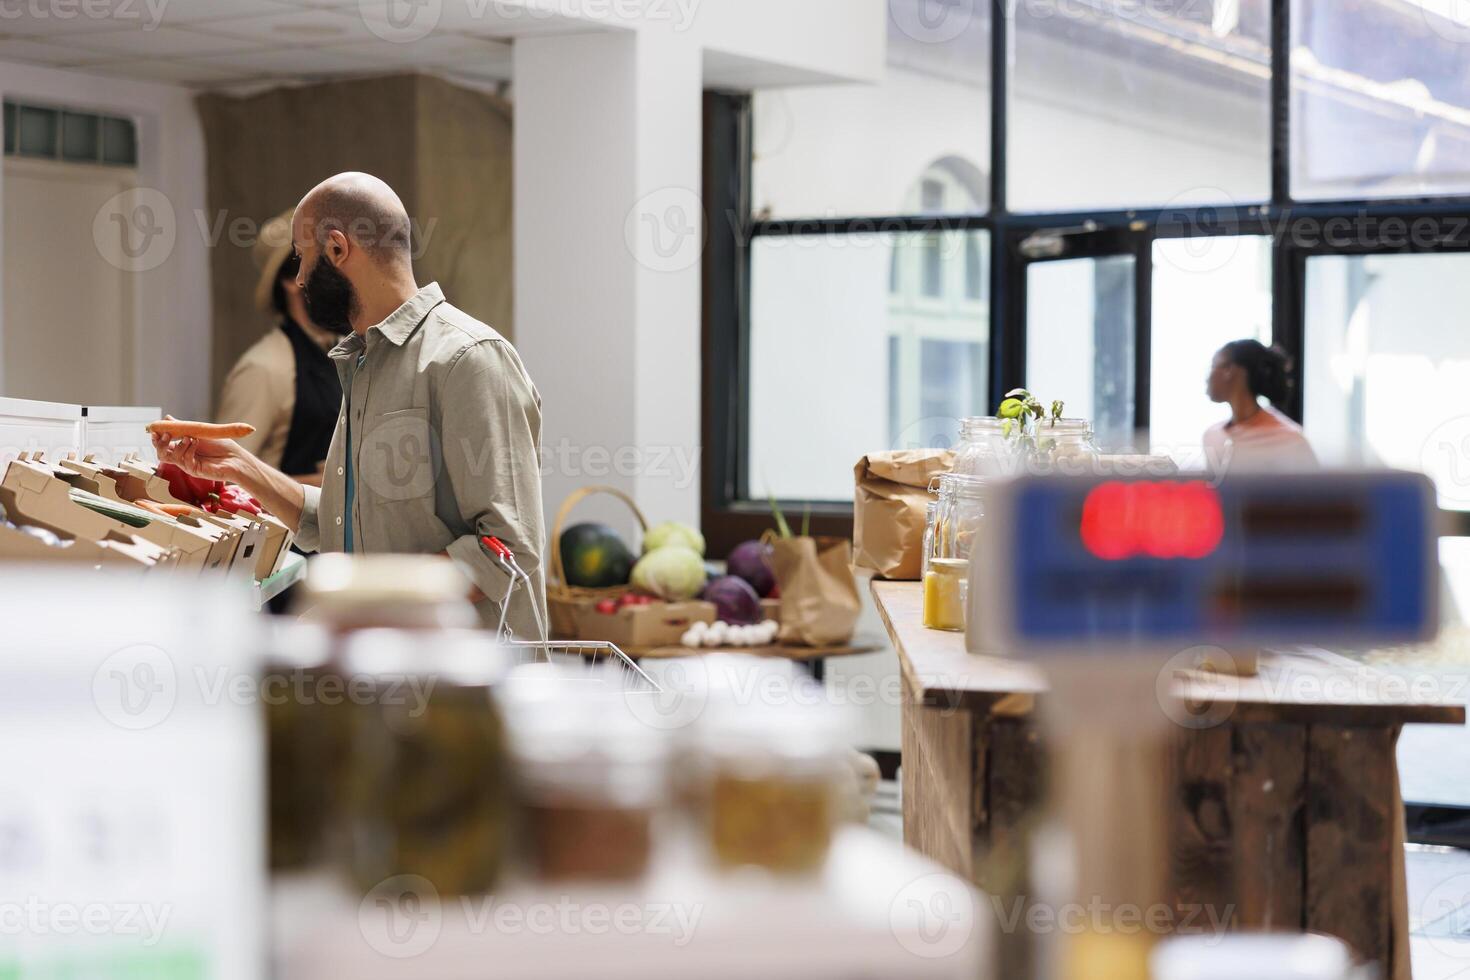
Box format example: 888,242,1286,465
297,172,413,266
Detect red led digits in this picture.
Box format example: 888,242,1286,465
1081,481,1224,561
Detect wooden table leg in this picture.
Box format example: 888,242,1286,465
899,676,982,879
1306,725,1402,980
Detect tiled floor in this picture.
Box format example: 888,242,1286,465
1409,846,1470,980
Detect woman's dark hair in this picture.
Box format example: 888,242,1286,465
1221,339,1293,406
270,251,302,318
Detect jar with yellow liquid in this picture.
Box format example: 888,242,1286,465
923,557,968,632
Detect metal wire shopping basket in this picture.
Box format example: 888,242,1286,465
481,536,662,695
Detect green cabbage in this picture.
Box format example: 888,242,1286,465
642,521,706,557
631,544,707,600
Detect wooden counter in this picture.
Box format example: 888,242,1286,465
874,579,1466,980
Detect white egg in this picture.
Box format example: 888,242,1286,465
688,620,709,637
704,622,729,646
680,629,702,649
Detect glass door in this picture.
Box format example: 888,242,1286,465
1018,229,1140,452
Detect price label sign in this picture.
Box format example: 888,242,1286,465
973,471,1440,655
0,570,263,980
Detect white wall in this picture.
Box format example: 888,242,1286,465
0,61,209,421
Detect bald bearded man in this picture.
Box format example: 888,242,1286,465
153,172,546,636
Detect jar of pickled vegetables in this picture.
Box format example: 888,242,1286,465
342,629,514,896
261,621,340,871
500,665,669,882
693,674,849,875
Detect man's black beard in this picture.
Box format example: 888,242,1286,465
302,254,358,334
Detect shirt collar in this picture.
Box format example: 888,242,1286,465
329,282,445,358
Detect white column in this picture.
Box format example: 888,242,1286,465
514,29,703,541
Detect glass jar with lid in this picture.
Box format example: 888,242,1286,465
342,628,515,895
294,553,479,635
953,417,1015,477
1031,418,1101,473
932,472,988,563
921,499,940,581
500,663,670,882
261,620,341,871
692,671,850,874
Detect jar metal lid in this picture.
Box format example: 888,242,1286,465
300,553,473,605
342,627,511,687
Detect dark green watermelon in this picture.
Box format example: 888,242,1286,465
559,522,634,588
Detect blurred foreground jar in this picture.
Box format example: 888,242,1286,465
641,655,803,813
694,678,849,874
953,417,1014,477
262,621,340,871
500,664,669,882
294,553,478,635
343,629,514,896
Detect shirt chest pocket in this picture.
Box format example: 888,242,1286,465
356,408,439,505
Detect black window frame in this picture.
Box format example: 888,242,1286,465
703,0,1470,556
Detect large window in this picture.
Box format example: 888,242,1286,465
1291,0,1470,200
750,0,989,220
1010,0,1272,212
1304,252,1470,508
706,0,1470,550
747,227,991,502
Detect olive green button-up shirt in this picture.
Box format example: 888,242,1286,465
296,282,547,638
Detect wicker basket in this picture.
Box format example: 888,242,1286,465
547,484,648,639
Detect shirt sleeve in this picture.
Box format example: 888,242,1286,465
295,483,322,553
217,352,290,462
438,339,547,640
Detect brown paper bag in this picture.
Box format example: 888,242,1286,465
769,535,862,648
853,450,954,580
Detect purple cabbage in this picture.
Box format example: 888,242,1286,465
702,575,763,625
726,539,776,598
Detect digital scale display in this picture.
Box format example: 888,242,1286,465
983,472,1438,649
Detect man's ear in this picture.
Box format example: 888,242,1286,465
326,228,350,267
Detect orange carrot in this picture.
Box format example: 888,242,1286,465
146,420,255,440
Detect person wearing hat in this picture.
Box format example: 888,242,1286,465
215,208,348,484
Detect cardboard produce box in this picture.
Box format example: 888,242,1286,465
60,456,239,572
19,455,219,572
570,599,716,650
0,515,164,568
68,454,265,577
2,457,186,570
116,455,292,580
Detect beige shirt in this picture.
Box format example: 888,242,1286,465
296,283,547,639
217,319,341,472
1204,404,1319,473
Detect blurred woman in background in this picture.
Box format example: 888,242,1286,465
1204,339,1318,472
216,208,347,486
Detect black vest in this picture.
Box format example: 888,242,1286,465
278,319,343,477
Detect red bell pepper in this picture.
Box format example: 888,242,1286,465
156,462,223,507
204,485,262,517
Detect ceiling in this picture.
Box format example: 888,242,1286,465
0,0,605,89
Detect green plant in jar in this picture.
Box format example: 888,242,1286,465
997,389,1068,456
